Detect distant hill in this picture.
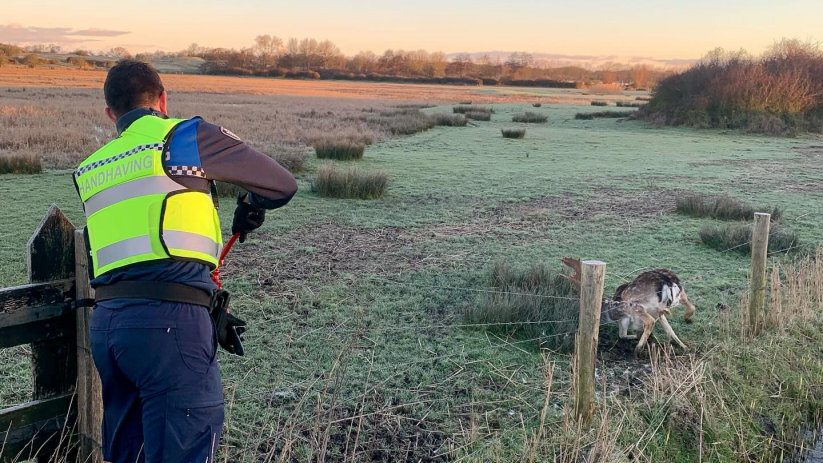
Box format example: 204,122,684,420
446,51,696,70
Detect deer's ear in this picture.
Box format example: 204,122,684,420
560,257,583,291
560,257,582,272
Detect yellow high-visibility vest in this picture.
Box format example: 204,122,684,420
74,115,222,278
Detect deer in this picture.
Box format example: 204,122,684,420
560,257,697,353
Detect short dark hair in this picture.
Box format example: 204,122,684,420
103,60,164,117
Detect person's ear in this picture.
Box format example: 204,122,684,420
157,91,168,115
105,107,117,123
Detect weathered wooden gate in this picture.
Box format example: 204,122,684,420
0,206,101,463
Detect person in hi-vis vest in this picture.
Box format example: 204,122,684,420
75,60,297,462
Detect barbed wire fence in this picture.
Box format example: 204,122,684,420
207,208,823,460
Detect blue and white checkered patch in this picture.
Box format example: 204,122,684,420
75,143,164,178
167,165,207,178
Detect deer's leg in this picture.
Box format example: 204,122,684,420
635,313,656,353
618,318,637,339
680,289,696,324
658,314,687,349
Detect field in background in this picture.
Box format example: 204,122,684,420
0,67,639,103
1,73,823,461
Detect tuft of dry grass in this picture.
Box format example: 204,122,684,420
676,193,782,221
362,108,436,135
312,139,366,161
467,261,579,351
272,149,308,173
501,128,526,138
452,105,492,114
429,113,467,127
527,355,624,463
512,112,548,123
764,248,823,331
0,153,42,174
465,111,491,121
574,111,634,120
312,163,389,199
699,223,800,254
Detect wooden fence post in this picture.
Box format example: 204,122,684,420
574,260,606,425
75,229,103,462
748,212,770,336
26,205,77,462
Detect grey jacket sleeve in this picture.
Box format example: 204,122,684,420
196,120,297,209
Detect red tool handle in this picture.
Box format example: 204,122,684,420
211,233,240,289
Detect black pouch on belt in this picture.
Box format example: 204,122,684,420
209,289,247,356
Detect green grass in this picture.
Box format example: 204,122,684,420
2,99,823,461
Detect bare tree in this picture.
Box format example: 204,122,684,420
451,53,473,77
183,43,206,56
348,51,377,73
297,38,319,70
630,65,650,88
425,52,447,77
254,34,284,66
286,38,300,56
108,47,132,60
316,39,342,69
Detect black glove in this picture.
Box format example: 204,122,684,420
210,290,247,356
231,193,265,243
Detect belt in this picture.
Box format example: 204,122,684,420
94,281,213,308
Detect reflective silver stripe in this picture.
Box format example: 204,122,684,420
163,230,220,258
96,235,153,269
84,176,184,217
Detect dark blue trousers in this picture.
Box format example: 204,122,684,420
90,299,224,463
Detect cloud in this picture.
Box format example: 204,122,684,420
67,28,129,37
0,24,129,45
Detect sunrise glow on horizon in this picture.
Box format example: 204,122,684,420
3,0,822,63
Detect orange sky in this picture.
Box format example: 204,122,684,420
2,0,821,60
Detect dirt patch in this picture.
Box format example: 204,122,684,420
792,145,823,158
688,158,776,168
225,224,432,291
774,180,823,193
493,188,676,225
415,189,676,240
248,406,449,462
228,189,675,294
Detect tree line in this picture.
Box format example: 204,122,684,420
0,37,671,88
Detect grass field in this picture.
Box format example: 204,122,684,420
1,74,823,461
